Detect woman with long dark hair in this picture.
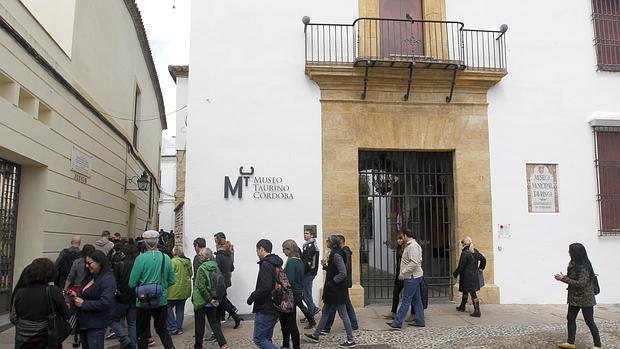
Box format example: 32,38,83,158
72,250,117,349
13,258,69,349
554,243,602,349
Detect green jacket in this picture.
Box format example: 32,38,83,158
128,251,175,307
192,260,218,310
167,256,192,300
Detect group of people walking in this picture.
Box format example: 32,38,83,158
9,226,604,349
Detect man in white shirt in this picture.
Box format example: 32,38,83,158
387,228,425,329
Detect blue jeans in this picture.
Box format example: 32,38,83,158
303,273,316,313
253,312,279,349
110,302,137,347
324,291,358,331
392,276,425,327
166,299,186,332
80,328,106,349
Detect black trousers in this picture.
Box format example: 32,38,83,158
279,310,299,349
567,305,601,347
137,306,175,349
391,279,415,314
195,306,226,348
217,294,240,322
294,292,314,323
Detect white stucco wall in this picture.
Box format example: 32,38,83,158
159,138,176,232
447,0,620,304
186,1,357,313
175,76,188,152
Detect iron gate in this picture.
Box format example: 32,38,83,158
0,158,20,314
359,151,454,303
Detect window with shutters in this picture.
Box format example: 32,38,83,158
593,126,620,236
592,0,620,71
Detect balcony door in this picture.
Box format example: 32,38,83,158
379,0,424,58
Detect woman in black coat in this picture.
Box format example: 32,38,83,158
453,236,486,317
13,258,70,349
214,238,243,328
72,250,117,349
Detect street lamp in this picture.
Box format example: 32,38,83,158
125,170,150,192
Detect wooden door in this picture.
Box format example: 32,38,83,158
379,0,424,58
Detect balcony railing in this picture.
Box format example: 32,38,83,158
304,17,507,72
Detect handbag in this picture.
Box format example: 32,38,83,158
592,273,600,295
136,253,166,309
478,269,485,288
47,286,71,347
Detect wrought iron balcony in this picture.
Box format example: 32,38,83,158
303,17,507,72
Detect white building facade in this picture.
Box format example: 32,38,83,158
158,137,176,232
0,0,165,314
185,0,620,311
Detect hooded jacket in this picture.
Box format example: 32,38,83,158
247,253,283,314
192,260,219,310
94,238,114,256
168,256,192,300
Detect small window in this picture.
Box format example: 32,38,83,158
133,85,141,148
593,125,620,236
592,0,620,71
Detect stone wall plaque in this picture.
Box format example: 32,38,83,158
526,163,559,213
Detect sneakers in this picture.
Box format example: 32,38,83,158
105,331,117,340
320,329,330,334
304,333,320,343
339,340,357,348
385,322,401,330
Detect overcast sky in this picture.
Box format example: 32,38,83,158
135,0,190,142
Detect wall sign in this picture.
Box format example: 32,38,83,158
71,147,92,177
224,166,294,200
526,163,559,213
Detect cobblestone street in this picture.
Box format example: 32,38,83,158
3,304,618,348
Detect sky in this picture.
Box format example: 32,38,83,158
135,0,191,143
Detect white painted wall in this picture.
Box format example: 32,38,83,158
186,0,358,313
159,138,176,232
447,0,620,304
175,76,188,152
19,0,76,56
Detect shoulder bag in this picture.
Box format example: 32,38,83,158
47,286,71,347
136,253,166,309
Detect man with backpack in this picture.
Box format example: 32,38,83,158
247,239,284,349
55,235,82,287
192,248,228,349
128,230,176,349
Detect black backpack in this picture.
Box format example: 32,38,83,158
209,269,226,301
56,249,81,285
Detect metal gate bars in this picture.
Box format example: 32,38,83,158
359,151,454,303
0,158,20,314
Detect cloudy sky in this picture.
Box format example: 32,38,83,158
135,0,190,142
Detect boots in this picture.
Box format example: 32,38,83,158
470,298,481,317
456,295,468,312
